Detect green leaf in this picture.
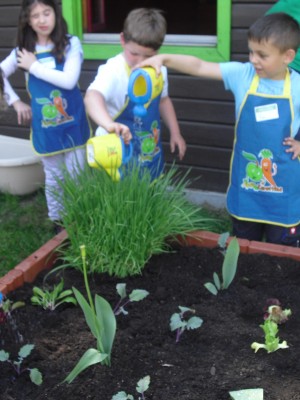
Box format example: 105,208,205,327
116,283,127,300
222,237,240,289
170,313,186,331
136,375,150,394
242,151,258,162
32,286,46,298
112,392,132,400
73,287,98,338
204,282,218,295
213,272,221,290
95,295,116,359
129,289,149,302
186,316,203,330
178,306,193,314
0,350,9,362
19,344,34,359
36,97,51,104
218,231,230,249
229,388,264,400
29,368,43,385
55,297,77,308
64,348,107,384
10,301,25,311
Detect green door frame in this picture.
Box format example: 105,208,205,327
62,0,231,61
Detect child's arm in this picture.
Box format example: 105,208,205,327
84,90,132,144
283,137,300,159
137,54,222,80
159,96,186,160
1,50,32,125
17,48,81,90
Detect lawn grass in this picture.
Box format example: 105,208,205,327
0,190,53,277
0,187,232,278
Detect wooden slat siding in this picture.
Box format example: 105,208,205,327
0,0,279,194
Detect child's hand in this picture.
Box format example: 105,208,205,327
107,122,132,145
12,99,32,125
134,55,163,77
170,133,186,160
17,49,37,71
283,137,300,159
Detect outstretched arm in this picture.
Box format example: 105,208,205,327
136,54,223,80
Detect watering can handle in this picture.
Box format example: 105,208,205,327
122,139,133,164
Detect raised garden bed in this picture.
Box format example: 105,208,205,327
1,231,300,400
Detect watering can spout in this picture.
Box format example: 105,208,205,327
87,134,133,181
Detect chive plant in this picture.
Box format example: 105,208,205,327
54,164,216,277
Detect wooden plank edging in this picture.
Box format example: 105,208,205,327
1,230,300,295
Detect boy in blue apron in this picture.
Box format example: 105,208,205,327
84,8,186,180
136,13,300,246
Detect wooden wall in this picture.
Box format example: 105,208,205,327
0,0,277,193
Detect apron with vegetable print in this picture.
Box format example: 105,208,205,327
27,50,91,155
227,71,300,226
114,85,164,180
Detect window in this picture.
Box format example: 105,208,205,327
62,0,231,61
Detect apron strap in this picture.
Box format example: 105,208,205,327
249,69,291,97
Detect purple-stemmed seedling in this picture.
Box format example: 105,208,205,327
170,306,203,343
113,283,149,316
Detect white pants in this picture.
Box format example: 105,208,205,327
41,148,86,221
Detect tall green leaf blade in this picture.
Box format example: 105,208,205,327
64,348,107,384
222,237,240,289
95,295,116,358
73,287,98,338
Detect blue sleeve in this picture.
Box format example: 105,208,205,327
220,62,255,117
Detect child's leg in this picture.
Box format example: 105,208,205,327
231,217,264,241
265,224,300,247
41,154,65,222
64,148,86,177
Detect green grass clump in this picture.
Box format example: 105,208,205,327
0,190,53,277
57,165,219,277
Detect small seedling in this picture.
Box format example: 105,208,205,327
263,298,291,324
112,375,150,400
251,319,289,353
0,344,42,385
31,279,77,311
204,235,240,295
170,306,203,343
0,292,25,323
114,283,149,315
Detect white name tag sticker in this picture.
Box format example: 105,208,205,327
254,103,279,122
39,56,56,69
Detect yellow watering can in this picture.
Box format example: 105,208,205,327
87,133,133,181
128,67,163,117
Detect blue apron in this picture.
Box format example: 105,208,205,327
227,71,300,226
27,50,91,155
114,78,164,180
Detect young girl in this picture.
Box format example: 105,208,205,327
1,0,91,232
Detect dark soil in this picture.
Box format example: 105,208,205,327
1,244,300,400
